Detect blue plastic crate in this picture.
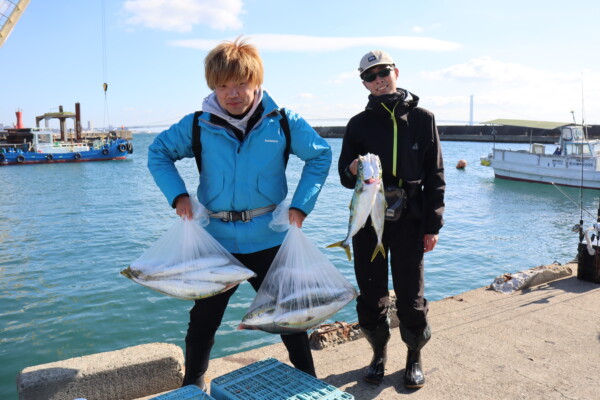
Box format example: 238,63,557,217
150,384,215,399
210,358,353,400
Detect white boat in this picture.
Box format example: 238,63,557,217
485,120,600,189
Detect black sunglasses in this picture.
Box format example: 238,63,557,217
362,67,393,83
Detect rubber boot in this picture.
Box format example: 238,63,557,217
361,320,391,384
400,324,431,389
182,338,214,391
404,348,425,389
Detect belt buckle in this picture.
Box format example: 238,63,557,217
220,210,253,222
241,210,252,223
221,211,234,222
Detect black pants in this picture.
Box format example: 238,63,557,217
353,217,429,336
183,245,315,382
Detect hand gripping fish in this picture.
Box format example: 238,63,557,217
328,153,386,261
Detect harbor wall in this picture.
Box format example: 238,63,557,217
314,124,600,143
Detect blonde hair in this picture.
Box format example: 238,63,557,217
204,37,264,90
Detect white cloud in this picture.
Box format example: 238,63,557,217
329,71,359,84
422,56,579,84
412,26,424,33
296,93,316,99
122,0,244,32
169,34,462,51
420,59,600,123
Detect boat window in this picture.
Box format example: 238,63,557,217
561,127,585,141
38,134,53,144
561,127,573,141
583,144,591,155
572,128,584,140
566,143,590,156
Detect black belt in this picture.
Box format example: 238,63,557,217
208,205,277,222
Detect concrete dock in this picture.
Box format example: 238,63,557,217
204,262,599,400
18,262,600,399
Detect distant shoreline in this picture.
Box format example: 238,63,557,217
314,124,600,143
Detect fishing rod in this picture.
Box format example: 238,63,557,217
579,116,585,242
550,182,596,221
580,74,600,258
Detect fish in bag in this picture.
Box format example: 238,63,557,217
121,197,256,300
239,224,357,334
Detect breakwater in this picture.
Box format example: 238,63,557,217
314,124,600,143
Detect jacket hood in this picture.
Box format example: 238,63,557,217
366,88,420,116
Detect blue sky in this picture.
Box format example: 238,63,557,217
1,0,599,131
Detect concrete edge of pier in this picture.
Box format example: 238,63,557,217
16,343,184,400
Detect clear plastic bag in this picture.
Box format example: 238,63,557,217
239,224,357,334
121,197,256,300
268,199,292,232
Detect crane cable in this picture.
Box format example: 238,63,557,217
101,0,110,132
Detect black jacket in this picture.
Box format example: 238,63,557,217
338,89,445,234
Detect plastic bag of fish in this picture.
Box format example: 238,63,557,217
239,224,357,334
121,198,256,300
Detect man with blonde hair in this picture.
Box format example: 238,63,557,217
148,37,332,389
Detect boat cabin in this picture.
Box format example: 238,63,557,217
30,129,90,153
556,125,600,157
485,119,595,158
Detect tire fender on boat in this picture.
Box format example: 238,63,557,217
46,154,53,161
102,148,109,155
118,144,127,152
0,153,5,162
74,152,81,160
126,142,133,154
17,155,25,163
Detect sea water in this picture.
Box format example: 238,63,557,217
1,135,598,398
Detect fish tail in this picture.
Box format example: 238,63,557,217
370,243,386,262
120,266,134,279
327,241,353,261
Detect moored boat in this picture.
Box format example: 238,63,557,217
1,105,133,166
484,120,600,189
0,128,132,165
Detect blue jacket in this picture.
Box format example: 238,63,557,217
148,91,332,253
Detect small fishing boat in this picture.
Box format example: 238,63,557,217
483,119,600,189
0,128,132,165
1,104,133,166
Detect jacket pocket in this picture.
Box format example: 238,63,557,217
256,171,287,205
199,173,225,209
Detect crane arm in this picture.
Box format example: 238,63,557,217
0,0,31,48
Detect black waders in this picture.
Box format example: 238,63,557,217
361,320,391,384
400,323,431,389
